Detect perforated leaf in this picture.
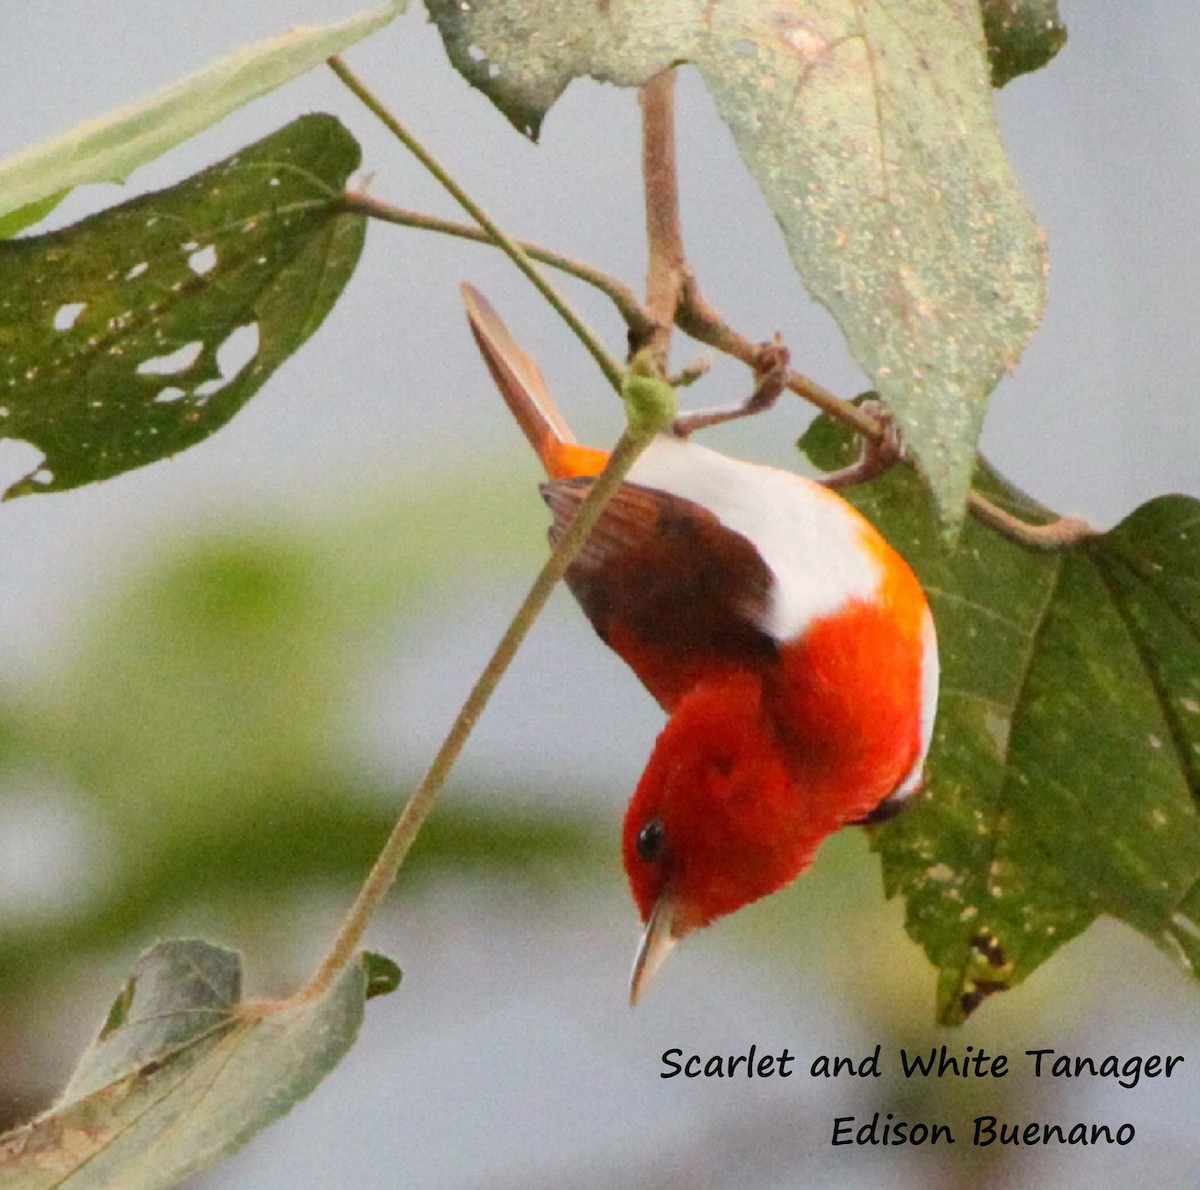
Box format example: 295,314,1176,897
0,114,364,496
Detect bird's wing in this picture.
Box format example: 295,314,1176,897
542,478,778,708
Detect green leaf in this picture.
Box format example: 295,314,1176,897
0,114,365,497
363,951,403,999
0,2,401,227
980,0,1068,87
0,940,388,1188
427,0,1046,528
799,419,1200,1023
0,193,66,241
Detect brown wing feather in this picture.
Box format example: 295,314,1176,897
542,479,778,701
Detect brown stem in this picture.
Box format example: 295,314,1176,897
675,273,881,439
640,70,686,366
671,341,790,438
966,492,1095,550
672,277,1093,549
340,194,654,341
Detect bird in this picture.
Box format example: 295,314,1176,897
463,284,939,1003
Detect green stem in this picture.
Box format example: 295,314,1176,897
328,55,624,392
301,418,667,999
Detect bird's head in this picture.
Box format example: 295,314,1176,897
622,671,819,1004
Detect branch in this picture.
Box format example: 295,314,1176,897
966,492,1095,550
675,271,881,440
340,193,653,339
672,276,1094,550
299,365,680,1000
670,341,790,438
332,59,1091,555
329,56,624,392
640,70,686,367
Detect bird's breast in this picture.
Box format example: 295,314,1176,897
770,597,930,822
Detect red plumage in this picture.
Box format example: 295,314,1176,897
465,285,938,1001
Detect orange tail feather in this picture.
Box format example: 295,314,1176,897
463,284,607,479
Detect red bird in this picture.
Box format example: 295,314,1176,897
464,286,938,1002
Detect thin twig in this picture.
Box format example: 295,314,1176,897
329,55,624,392
676,272,881,439
640,70,686,367
340,193,653,340
671,341,790,438
300,420,666,1000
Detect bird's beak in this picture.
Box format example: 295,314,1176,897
629,893,681,1006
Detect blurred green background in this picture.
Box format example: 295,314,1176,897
0,462,1195,1188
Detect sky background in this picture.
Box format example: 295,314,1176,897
3,3,1200,1187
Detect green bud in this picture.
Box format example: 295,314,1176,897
622,350,678,440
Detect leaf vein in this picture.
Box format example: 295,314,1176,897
964,550,1068,954
925,584,1026,633
1088,550,1200,797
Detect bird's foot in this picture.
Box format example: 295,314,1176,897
670,339,790,438
820,398,904,489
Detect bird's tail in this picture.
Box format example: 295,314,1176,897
463,284,607,479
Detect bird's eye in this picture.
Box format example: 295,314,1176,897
636,818,666,863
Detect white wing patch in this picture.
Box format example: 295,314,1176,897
628,435,883,641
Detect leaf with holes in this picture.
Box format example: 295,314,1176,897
0,113,364,497
0,939,395,1188
801,417,1200,1023
426,0,1046,530
0,1,401,232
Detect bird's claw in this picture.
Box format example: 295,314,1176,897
671,338,790,439
820,398,905,489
